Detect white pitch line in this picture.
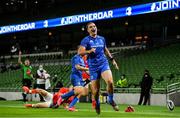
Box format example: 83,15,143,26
0,105,179,117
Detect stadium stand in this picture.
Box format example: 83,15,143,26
0,43,180,92
112,43,180,89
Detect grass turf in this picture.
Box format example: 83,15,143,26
0,101,179,118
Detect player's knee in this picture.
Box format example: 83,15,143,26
77,89,84,98
107,83,114,92
92,88,99,94
74,87,82,95
77,93,82,98
107,79,114,86
108,78,113,84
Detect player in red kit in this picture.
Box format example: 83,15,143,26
23,86,74,109
81,55,96,109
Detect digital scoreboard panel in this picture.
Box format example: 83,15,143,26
0,0,179,35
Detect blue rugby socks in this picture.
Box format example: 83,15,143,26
69,97,79,108
108,93,113,104
61,90,75,99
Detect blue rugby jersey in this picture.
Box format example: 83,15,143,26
71,54,85,79
80,35,108,70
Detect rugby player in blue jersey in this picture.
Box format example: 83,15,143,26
78,22,119,114
55,47,89,111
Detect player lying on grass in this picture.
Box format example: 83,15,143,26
23,86,75,109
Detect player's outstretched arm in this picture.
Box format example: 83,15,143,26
105,47,119,70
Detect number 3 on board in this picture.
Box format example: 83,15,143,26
44,20,48,28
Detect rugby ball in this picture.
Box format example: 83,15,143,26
167,100,174,111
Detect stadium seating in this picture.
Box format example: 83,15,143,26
0,43,180,92
111,43,180,89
